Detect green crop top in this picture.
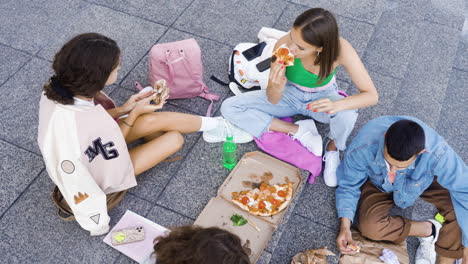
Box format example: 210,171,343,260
285,58,337,88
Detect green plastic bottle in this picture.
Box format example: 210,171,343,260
223,135,237,169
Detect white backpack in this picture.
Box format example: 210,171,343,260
211,28,287,95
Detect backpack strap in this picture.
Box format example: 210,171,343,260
198,84,220,117
134,81,144,91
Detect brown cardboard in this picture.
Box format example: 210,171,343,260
194,197,274,263
218,151,302,227
194,151,303,263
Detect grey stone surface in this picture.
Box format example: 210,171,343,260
173,0,285,45
362,1,426,79
157,140,259,218
391,21,460,128
0,0,89,53
353,71,402,131
0,45,31,85
257,250,273,264
274,3,376,83
293,176,340,231
437,69,468,162
37,4,167,92
269,213,340,264
289,0,386,25
119,28,234,116
0,140,43,216
0,58,52,155
0,172,152,263
110,87,204,203
424,0,465,30
86,0,193,26
454,34,468,71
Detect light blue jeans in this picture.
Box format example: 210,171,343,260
221,81,358,150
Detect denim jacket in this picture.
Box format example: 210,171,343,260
336,116,468,246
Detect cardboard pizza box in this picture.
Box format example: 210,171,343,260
194,197,274,263
217,151,302,227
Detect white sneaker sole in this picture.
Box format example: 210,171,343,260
202,132,253,144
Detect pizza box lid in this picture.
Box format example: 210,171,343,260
217,151,302,227
194,196,274,263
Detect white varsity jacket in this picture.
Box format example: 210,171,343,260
37,93,136,236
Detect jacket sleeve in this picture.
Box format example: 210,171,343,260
433,143,468,247
336,146,370,222
42,109,110,236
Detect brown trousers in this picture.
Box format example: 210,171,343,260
52,186,127,221
356,180,464,259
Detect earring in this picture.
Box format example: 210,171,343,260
317,51,320,57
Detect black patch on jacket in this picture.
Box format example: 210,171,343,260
84,137,119,162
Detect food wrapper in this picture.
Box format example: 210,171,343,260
291,247,336,264
272,44,294,66
339,229,409,264
379,248,400,264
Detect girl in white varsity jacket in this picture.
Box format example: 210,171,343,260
37,33,233,236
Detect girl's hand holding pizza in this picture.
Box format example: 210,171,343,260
131,93,168,116
269,61,287,91
121,90,154,113
307,98,344,115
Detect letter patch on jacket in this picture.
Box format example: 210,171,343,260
84,137,119,162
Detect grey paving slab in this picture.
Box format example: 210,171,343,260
293,176,340,231
437,69,468,162
289,0,386,25
424,0,465,30
454,35,468,72
0,140,43,216
37,3,167,92
86,0,193,26
391,21,460,128
156,139,259,218
353,71,402,130
110,87,204,203
269,213,340,264
0,172,152,263
362,0,426,79
0,45,31,85
173,0,286,46
257,250,272,264
0,0,89,54
0,58,52,154
274,3,376,83
120,28,235,116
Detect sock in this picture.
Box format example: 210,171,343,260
198,116,221,132
431,222,436,238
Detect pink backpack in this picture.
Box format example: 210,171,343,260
136,38,219,116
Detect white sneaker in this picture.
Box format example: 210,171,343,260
415,219,442,264
291,120,323,156
323,144,340,187
202,117,253,144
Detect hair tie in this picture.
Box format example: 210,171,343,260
51,76,73,99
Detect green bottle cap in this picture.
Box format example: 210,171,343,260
226,135,234,141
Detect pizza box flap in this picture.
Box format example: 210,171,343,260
194,197,274,263
217,151,302,227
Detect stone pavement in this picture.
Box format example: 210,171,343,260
0,0,467,263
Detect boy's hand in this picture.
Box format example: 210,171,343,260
336,218,357,255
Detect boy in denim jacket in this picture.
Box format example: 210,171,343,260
335,116,467,264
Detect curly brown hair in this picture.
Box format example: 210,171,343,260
153,226,251,264
43,33,120,105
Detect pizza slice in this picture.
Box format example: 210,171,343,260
272,45,294,66
231,182,293,216
152,79,169,104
